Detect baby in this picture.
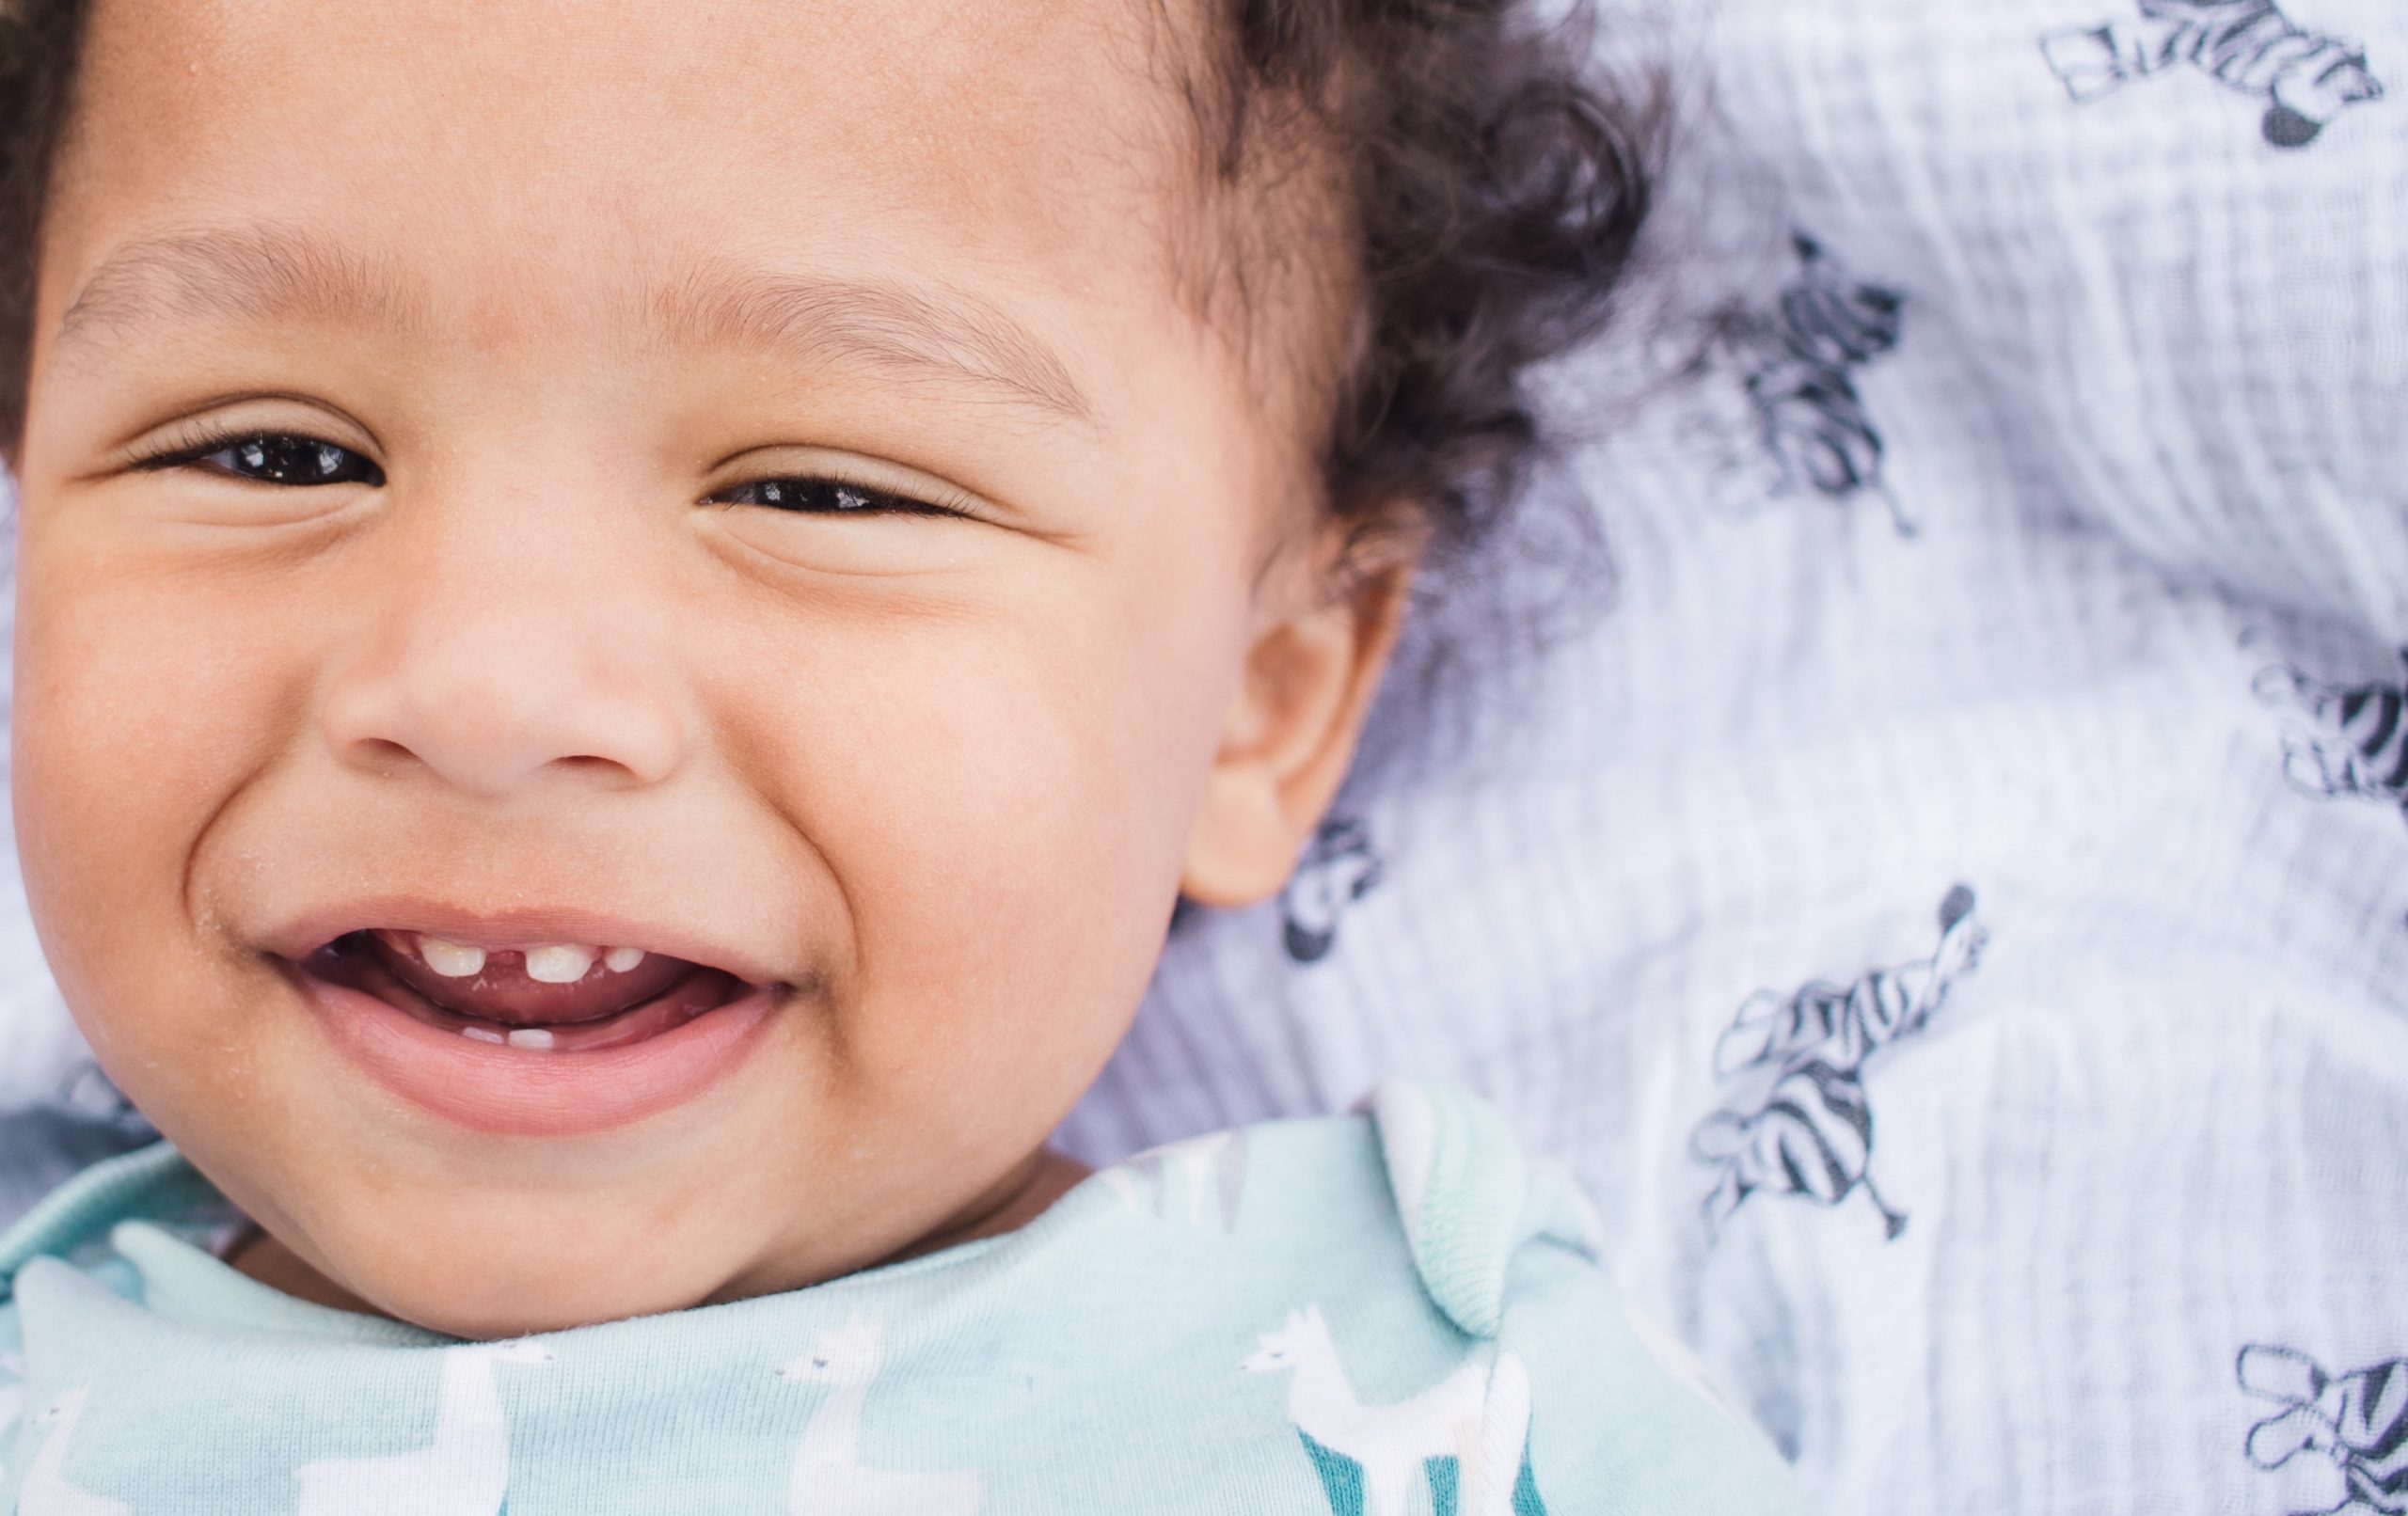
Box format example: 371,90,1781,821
0,0,1806,1509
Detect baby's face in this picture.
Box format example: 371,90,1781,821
11,0,1400,1336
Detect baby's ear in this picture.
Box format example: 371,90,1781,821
1179,523,1418,908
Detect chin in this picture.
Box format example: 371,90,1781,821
351,1230,734,1340
269,1173,741,1339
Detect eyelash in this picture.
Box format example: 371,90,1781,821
130,426,970,518
135,426,384,489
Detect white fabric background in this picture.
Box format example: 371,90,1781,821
1057,2,2408,1511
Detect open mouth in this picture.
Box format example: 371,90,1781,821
301,929,757,1053
276,913,789,1135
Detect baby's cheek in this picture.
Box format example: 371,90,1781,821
11,541,304,1035
784,570,1232,1097
847,652,1182,994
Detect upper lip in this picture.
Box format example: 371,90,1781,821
260,897,789,987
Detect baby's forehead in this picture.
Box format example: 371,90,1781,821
51,0,1265,403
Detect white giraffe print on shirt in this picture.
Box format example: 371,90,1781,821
19,1388,129,1516
778,1313,982,1515
1097,1129,1250,1232
1244,1304,1545,1516
292,1338,550,1516
0,1350,24,1487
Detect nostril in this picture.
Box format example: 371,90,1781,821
555,754,629,778
353,736,418,767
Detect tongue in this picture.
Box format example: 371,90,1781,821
365,931,702,1025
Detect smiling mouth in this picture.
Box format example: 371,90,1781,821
301,929,757,1053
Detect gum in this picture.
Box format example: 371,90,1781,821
361,929,696,1027
309,937,743,1052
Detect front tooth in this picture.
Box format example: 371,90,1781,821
419,937,487,978
507,1028,557,1050
603,946,645,973
522,944,596,983
461,1025,506,1045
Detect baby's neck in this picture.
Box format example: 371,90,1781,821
872,1145,1092,1268
223,1145,1093,1330
223,1227,377,1316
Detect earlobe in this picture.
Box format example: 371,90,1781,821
1180,545,1416,909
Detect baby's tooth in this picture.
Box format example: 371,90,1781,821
419,937,487,978
461,1025,506,1045
603,946,645,973
523,944,596,983
506,1028,557,1050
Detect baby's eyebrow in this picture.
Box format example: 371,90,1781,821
51,224,1097,427
647,261,1093,426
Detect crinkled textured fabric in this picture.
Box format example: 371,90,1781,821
1054,4,2408,1512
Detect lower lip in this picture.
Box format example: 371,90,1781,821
285,960,782,1137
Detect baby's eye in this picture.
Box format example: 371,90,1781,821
153,433,384,488
711,477,955,517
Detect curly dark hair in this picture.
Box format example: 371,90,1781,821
0,0,79,462
0,0,1657,564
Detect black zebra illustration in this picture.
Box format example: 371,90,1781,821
2240,1344,2408,1515
1693,1058,1907,1240
1714,884,1987,1078
1691,885,1987,1240
1279,815,1385,964
2042,0,2385,147
2254,649,2408,821
1703,234,1910,531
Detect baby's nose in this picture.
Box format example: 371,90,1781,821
316,537,686,797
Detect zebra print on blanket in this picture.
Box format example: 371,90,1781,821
1691,885,1988,1241
2240,1344,2408,1515
1279,816,1385,966
2041,0,2386,148
1688,233,1911,532
2255,649,2408,827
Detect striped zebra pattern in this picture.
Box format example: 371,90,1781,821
2241,1345,2408,1515
1713,885,1987,1078
1691,887,1988,1241
2042,0,2386,147
2256,650,2408,820
1278,817,1385,966
1694,1059,1905,1240
1696,233,1909,529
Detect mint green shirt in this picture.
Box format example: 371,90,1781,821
0,1081,1806,1514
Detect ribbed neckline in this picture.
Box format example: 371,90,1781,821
0,1126,1338,1344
